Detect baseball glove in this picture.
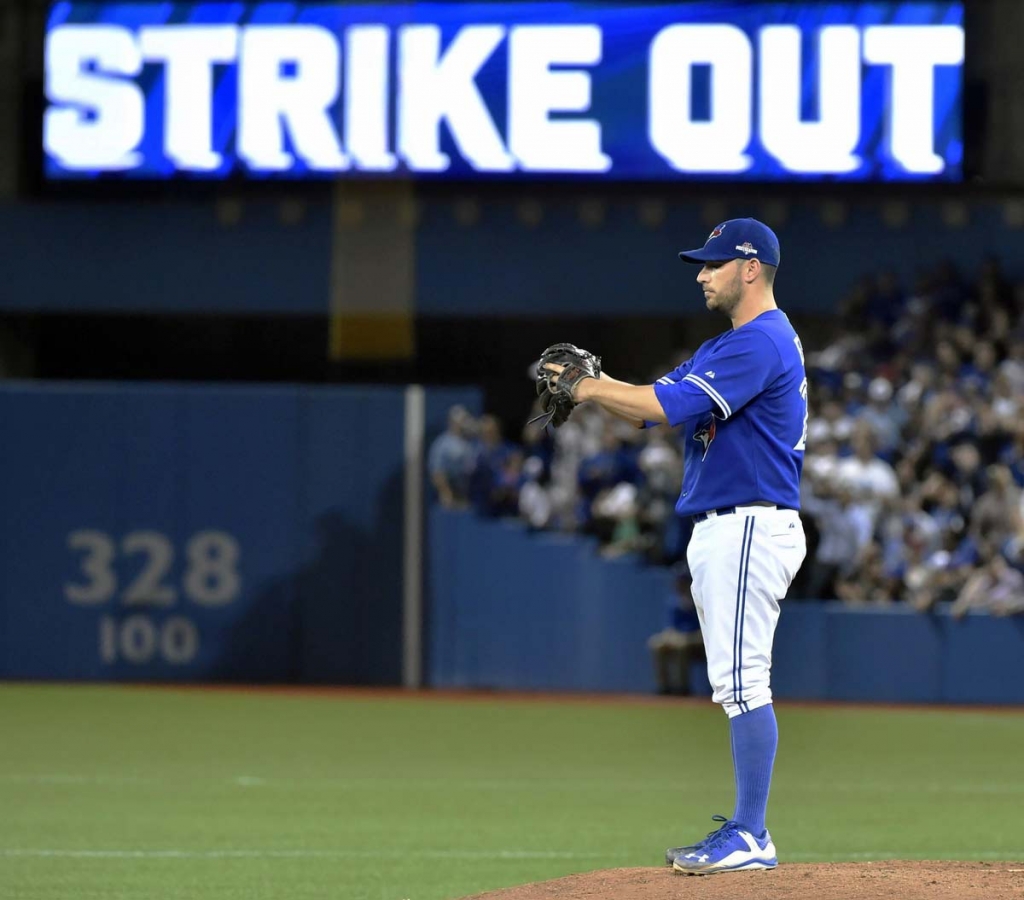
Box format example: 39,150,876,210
529,343,601,428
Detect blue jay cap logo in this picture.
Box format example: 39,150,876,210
678,218,781,268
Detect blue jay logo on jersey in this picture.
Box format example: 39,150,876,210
693,416,717,460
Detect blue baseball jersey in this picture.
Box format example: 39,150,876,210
652,310,807,517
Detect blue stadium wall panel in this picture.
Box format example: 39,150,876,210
0,382,480,682
0,202,332,314
939,615,1024,704
427,512,674,692
1,200,1022,315
428,509,1024,704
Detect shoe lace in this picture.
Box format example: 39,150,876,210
699,815,741,852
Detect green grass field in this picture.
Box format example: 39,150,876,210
1,685,1022,900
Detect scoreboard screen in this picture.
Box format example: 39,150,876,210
43,1,964,182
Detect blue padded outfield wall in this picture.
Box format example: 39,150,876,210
428,511,676,693
0,382,479,683
3,384,1022,704
428,509,1024,705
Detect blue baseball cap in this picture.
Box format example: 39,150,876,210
678,218,781,268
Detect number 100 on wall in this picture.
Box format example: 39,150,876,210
64,529,242,667
99,613,199,665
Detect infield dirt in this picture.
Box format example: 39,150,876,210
460,862,1024,900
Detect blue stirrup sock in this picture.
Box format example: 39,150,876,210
729,703,778,837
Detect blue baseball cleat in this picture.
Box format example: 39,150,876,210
663,840,704,867
666,815,777,875
664,814,728,866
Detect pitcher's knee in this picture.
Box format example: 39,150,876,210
711,676,773,718
721,691,773,718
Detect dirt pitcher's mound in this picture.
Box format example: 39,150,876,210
460,862,1024,900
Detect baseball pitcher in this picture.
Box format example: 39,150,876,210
537,218,807,875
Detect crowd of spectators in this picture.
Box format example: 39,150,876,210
429,257,1024,615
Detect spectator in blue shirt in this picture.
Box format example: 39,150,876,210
648,565,704,696
470,415,520,517
577,431,642,538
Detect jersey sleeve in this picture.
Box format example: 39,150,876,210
655,358,694,386
643,358,696,428
675,328,785,421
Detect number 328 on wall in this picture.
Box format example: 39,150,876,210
64,529,241,607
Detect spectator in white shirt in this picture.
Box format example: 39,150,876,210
857,377,906,455
834,426,900,524
428,406,476,509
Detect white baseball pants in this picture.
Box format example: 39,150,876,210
686,506,807,718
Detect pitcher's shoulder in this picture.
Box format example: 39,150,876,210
747,314,802,358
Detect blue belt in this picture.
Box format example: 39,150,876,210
691,502,793,524
691,506,738,523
